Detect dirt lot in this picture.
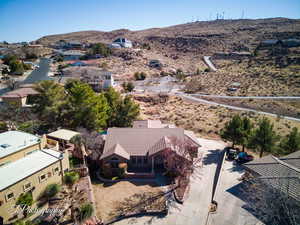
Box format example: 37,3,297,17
200,97,300,118
92,181,165,222
134,94,300,139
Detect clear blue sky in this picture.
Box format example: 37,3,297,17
0,0,300,43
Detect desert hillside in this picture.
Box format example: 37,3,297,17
38,18,300,54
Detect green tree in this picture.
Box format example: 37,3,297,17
122,82,135,92
279,127,300,155
134,72,147,80
250,118,279,158
64,171,80,186
17,121,40,134
70,134,86,164
104,88,139,127
13,220,36,225
3,54,18,65
33,80,68,129
240,117,253,152
90,43,112,57
16,192,33,217
43,184,61,199
9,60,24,75
79,203,94,222
220,114,243,148
66,80,109,130
0,121,7,132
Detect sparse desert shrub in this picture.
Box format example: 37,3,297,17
43,184,61,199
64,171,80,186
79,203,94,222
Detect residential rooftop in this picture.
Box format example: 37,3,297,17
0,131,40,159
244,151,300,201
102,127,185,158
0,149,62,191
1,87,39,98
47,129,79,141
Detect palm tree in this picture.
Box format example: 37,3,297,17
70,134,86,165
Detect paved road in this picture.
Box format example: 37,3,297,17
114,138,225,225
207,160,263,225
191,94,300,100
0,58,51,96
203,56,217,72
23,58,52,84
175,93,300,122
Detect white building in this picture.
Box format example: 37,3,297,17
111,38,133,48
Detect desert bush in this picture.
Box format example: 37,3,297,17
43,184,61,199
64,171,80,186
79,203,94,221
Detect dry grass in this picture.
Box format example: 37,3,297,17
92,181,164,221
135,94,300,139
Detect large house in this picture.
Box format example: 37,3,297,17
0,131,69,224
61,50,85,61
100,120,200,174
1,85,39,107
244,151,300,202
111,38,133,48
63,67,115,91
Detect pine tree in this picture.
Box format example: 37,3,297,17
250,118,278,158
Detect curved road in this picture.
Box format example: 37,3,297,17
191,94,300,100
203,56,217,72
175,93,300,122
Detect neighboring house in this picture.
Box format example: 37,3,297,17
111,38,133,48
62,67,115,91
259,39,282,48
1,86,39,107
81,70,114,91
100,120,200,175
213,51,252,60
243,151,300,202
61,50,85,61
69,61,88,67
54,41,83,49
47,129,80,148
46,129,87,159
0,131,69,224
282,39,300,48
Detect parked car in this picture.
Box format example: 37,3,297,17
236,152,254,164
225,147,238,160
149,59,162,68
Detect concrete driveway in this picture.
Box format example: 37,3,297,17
114,138,226,225
207,160,263,225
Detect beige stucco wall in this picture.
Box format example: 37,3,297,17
0,153,69,224
0,143,41,165
2,97,27,107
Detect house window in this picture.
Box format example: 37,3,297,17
26,150,37,155
6,192,14,201
110,157,119,161
137,157,142,164
131,156,136,164
144,157,148,164
39,174,47,183
0,161,11,167
53,167,60,174
23,182,32,191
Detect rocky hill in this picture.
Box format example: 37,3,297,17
37,18,300,55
